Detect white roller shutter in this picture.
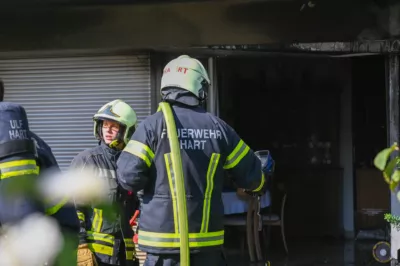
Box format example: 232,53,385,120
1,54,151,170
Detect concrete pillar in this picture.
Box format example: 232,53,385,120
340,77,354,239
207,57,219,116
386,55,400,264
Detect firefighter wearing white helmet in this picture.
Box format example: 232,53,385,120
117,55,267,266
71,99,139,266
160,55,210,104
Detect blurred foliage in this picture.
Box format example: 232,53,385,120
0,171,118,264
385,213,400,231
374,142,400,193
374,142,400,230
54,230,78,266
2,174,39,198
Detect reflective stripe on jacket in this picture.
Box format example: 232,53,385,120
71,143,138,266
117,104,264,254
0,157,44,224
31,131,80,234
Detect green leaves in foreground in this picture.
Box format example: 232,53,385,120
374,142,400,192
374,144,400,232
385,213,400,231
54,231,78,266
374,143,398,171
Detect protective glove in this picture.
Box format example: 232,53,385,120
77,244,98,266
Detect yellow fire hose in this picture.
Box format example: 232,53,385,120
159,102,190,266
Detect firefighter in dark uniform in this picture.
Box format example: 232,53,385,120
70,99,139,266
0,80,80,245
0,102,46,224
32,129,82,238
116,55,267,266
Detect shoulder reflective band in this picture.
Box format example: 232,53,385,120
159,102,190,266
224,140,250,169
124,140,155,167
0,159,39,180
139,230,224,248
200,153,220,233
0,139,37,159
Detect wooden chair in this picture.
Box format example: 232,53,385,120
223,190,258,262
261,183,288,256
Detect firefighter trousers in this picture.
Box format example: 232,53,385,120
143,250,227,266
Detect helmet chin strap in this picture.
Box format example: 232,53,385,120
198,79,209,103
109,139,125,150
97,120,127,150
108,127,126,150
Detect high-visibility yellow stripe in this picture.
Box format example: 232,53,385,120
200,153,220,233
124,238,135,248
0,159,37,168
140,230,224,238
252,172,265,192
91,208,103,233
224,140,250,169
124,238,136,261
164,153,179,233
124,140,155,167
45,197,68,216
0,159,39,180
0,168,39,179
138,230,224,248
126,251,134,260
77,211,85,221
87,243,113,256
139,239,224,248
86,231,114,245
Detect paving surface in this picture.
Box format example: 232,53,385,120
225,238,387,266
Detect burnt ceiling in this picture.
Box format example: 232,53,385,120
0,0,211,7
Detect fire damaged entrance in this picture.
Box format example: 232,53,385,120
213,53,389,265
153,46,398,264
218,55,348,240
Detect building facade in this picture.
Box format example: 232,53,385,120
2,0,400,263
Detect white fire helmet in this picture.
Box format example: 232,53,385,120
160,55,211,100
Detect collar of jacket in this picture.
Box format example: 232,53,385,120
100,141,121,158
161,87,201,107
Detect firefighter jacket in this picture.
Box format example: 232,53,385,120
70,142,138,266
0,102,79,235
117,102,265,254
31,131,80,234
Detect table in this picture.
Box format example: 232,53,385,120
222,191,271,215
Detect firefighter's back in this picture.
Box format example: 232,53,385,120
138,103,255,254
0,102,44,224
117,55,265,266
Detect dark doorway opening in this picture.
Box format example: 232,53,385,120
351,55,389,236
217,55,348,240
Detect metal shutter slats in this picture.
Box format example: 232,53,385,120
2,54,151,170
